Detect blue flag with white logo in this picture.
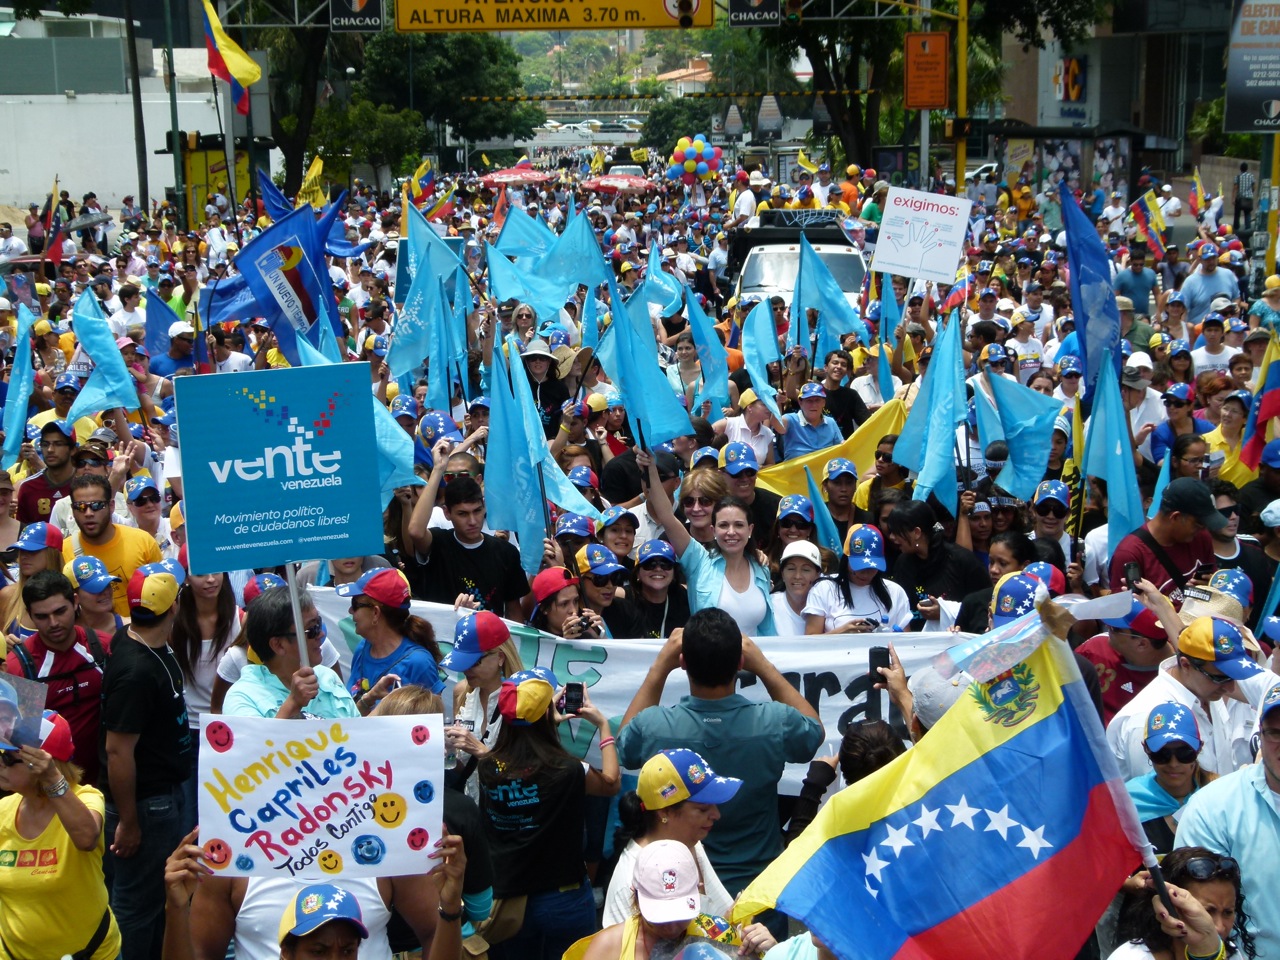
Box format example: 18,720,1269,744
387,253,438,381
67,294,140,422
494,207,556,259
1083,351,1144,556
742,298,783,420
895,309,966,516
795,233,869,361
1059,181,1120,398
2,305,38,470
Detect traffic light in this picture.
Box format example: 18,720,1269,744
944,117,971,140
784,0,802,21
677,0,693,27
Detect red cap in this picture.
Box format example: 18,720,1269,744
531,566,578,605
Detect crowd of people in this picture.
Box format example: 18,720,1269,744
0,147,1278,960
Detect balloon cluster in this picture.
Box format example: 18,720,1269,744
665,134,723,186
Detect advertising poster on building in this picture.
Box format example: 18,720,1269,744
1224,0,1280,133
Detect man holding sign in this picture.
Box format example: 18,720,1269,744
222,587,359,721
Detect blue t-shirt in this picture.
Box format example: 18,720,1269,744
780,412,842,460
349,637,444,702
1113,267,1159,316
1150,417,1213,466
148,352,195,379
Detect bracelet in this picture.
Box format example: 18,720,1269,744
598,737,615,749
42,778,70,799
437,906,463,922
1185,942,1226,960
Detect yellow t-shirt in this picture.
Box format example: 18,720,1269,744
0,785,121,960
63,524,163,616
1204,426,1258,489
28,408,99,445
855,476,907,511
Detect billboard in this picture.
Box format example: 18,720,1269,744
1224,0,1280,133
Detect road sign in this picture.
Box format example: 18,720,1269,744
330,0,383,31
396,0,713,30
904,32,949,111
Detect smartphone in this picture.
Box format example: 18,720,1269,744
868,646,891,680
1124,561,1142,589
563,682,584,715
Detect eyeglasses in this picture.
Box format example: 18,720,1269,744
682,495,714,508
132,494,162,506
1149,744,1198,765
589,572,625,588
303,621,326,640
349,600,377,614
1034,502,1068,519
1179,456,1211,465
1259,727,1280,744
640,559,674,571
71,500,109,513
778,517,812,529
1183,857,1240,881
875,451,895,462
1062,372,1082,380
1186,658,1234,685
0,752,19,767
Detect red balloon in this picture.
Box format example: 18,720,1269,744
713,147,723,159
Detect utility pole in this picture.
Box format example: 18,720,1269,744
919,0,930,189
123,0,149,214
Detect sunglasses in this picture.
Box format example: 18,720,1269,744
302,621,326,640
875,451,895,462
682,495,714,508
349,600,377,614
1183,856,1240,881
640,559,674,571
1163,399,1189,408
778,517,812,529
729,469,757,479
1034,502,1068,519
0,751,20,767
78,458,108,470
589,572,625,588
1218,503,1240,518
71,500,109,513
1149,743,1198,764
1187,658,1234,685
132,493,162,506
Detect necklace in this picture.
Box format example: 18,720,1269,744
129,629,181,700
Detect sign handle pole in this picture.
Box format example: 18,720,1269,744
284,562,312,669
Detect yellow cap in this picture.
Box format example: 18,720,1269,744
738,388,759,409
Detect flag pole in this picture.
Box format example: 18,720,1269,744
208,75,244,247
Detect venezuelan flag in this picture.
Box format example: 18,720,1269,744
943,267,973,312
410,159,435,206
201,0,260,116
731,638,1141,959
424,185,456,223
515,155,532,169
1241,332,1280,469
1189,167,1204,218
1129,191,1166,259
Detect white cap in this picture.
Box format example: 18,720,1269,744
780,541,822,570
1128,351,1153,370
633,840,700,925
168,320,195,338
0,297,11,311
1162,184,1173,192
996,298,1018,312
908,666,974,729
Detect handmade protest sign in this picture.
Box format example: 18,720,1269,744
197,714,444,879
869,187,974,284
175,363,383,573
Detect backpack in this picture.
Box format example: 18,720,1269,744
10,628,108,688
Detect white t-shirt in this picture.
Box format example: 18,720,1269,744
770,592,809,636
1190,344,1240,375
236,877,392,960
602,841,733,929
722,415,775,465
1009,338,1045,384
183,619,243,728
851,373,901,408
802,577,913,632
718,577,768,635
216,351,253,373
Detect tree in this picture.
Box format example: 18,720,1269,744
1188,98,1263,160
10,0,88,16
642,98,716,156
309,98,427,184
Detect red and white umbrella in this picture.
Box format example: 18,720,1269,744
482,167,555,187
579,174,654,194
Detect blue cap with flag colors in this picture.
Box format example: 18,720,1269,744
575,542,625,576
637,539,677,565
554,513,593,539
10,522,63,553
1261,681,1280,721
335,568,411,610
690,446,720,469
418,411,463,445
277,884,369,946
1057,355,1083,377
390,395,419,420
637,748,743,810
777,495,814,524
442,610,510,673
824,457,858,481
65,555,122,595
990,572,1043,626
1176,616,1259,680
1034,480,1069,507
1207,568,1252,608
1101,596,1166,641
719,441,759,475
1143,701,1201,752
243,573,287,606
599,505,638,530
568,466,599,489
843,523,886,571
497,668,558,725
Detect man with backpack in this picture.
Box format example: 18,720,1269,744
5,569,112,785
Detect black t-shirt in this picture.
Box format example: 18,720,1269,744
98,630,193,800
629,586,691,639
892,541,992,612
747,488,782,543
601,596,643,638
530,377,570,440
1237,478,1277,536
823,385,870,438
415,529,528,614
601,450,643,506
479,759,586,897
1215,540,1272,631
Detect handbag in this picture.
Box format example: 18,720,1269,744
467,894,528,953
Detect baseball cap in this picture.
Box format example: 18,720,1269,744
364,334,389,357
843,523,886,572
567,466,599,490
277,884,369,946
168,320,195,338
390,395,419,420
1143,702,1201,753
1022,560,1066,597
636,748,742,811
41,419,75,440
53,373,81,393
64,555,122,595
1169,338,1192,357
469,396,491,412
598,505,638,530
1159,477,1228,531
978,343,1006,365
125,475,159,502
718,441,759,476
575,543,625,577
497,668,558,725
990,572,1043,626
530,567,578,610
1176,616,1260,680
1259,438,1280,468
11,521,64,553
690,446,719,470
1149,332,1172,351
798,382,826,401
1207,568,1253,609
1,709,74,761
737,387,761,409
779,540,821,571
824,457,857,481
908,666,973,728
1163,382,1193,403
1034,479,1070,508
418,411,464,445
243,573,287,607
127,559,187,617
1199,243,1219,260
1101,596,1167,641
633,840,701,925
554,513,593,539
637,540,677,565
1261,682,1280,723
441,611,510,673
334,568,411,610
777,495,814,525
1201,311,1225,328
1058,355,1083,377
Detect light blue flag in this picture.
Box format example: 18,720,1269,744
424,276,460,413
741,298,783,420
973,382,1005,458
66,295,140,422
2,305,39,470
387,253,437,380
877,279,901,404
1059,181,1121,398
315,302,345,364
637,246,685,317
1083,350,1144,556
494,207,556,259
795,234,869,362
804,465,842,556
144,290,185,360
603,275,697,447
1147,451,1172,521
986,372,1064,502
486,246,573,322
895,308,966,516
579,289,600,356
399,201,462,298
1257,554,1280,625
451,267,472,403
534,213,613,292
684,289,729,416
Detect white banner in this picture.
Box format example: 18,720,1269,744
868,187,974,284
310,589,966,793
196,714,444,880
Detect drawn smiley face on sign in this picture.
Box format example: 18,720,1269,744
372,792,408,828
318,850,344,875
203,838,232,869
205,721,234,753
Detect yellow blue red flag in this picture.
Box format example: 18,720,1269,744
410,159,435,207
200,0,260,116
731,637,1141,959
1189,167,1204,218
